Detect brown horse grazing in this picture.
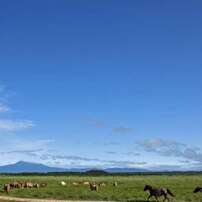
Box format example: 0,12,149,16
11,181,21,189
4,184,10,193
144,185,175,201
193,186,202,193
33,183,40,188
19,181,25,188
24,182,33,188
89,182,98,191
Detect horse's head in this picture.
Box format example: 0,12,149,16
144,184,152,191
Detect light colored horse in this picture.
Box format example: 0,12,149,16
72,182,79,186
60,181,66,186
83,181,90,185
4,184,10,193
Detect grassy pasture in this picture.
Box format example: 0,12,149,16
0,174,202,201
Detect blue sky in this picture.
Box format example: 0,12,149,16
0,0,202,170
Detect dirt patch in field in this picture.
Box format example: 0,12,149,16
0,196,115,202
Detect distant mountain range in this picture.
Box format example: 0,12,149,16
0,161,67,173
105,167,148,173
0,161,148,173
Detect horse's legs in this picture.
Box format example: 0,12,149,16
147,194,152,201
155,196,159,202
163,194,169,202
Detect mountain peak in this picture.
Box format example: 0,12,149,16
15,160,30,165
15,161,42,166
0,161,66,173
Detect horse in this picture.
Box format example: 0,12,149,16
113,181,118,187
193,186,202,193
24,182,33,188
89,182,98,191
83,181,90,186
11,181,22,189
33,183,40,188
144,184,175,201
4,184,10,193
60,181,66,186
99,182,106,187
9,182,18,189
17,182,25,188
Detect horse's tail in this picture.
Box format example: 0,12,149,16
167,189,175,197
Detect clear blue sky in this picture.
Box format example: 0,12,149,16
0,0,202,170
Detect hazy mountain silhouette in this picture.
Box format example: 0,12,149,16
105,167,148,173
0,161,67,173
0,161,148,173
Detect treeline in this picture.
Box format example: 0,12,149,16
1,170,202,176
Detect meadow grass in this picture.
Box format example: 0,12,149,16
0,174,202,201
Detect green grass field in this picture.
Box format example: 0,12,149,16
0,174,202,201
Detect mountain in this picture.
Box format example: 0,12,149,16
0,161,148,173
0,161,67,173
105,167,148,173
85,169,108,175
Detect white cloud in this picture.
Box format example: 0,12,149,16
0,85,34,132
0,119,34,131
137,138,202,163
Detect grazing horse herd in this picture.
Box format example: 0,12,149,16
3,180,113,193
2,180,202,201
71,181,108,191
3,181,47,193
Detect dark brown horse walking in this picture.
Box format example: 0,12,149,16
144,185,175,201
193,186,202,193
